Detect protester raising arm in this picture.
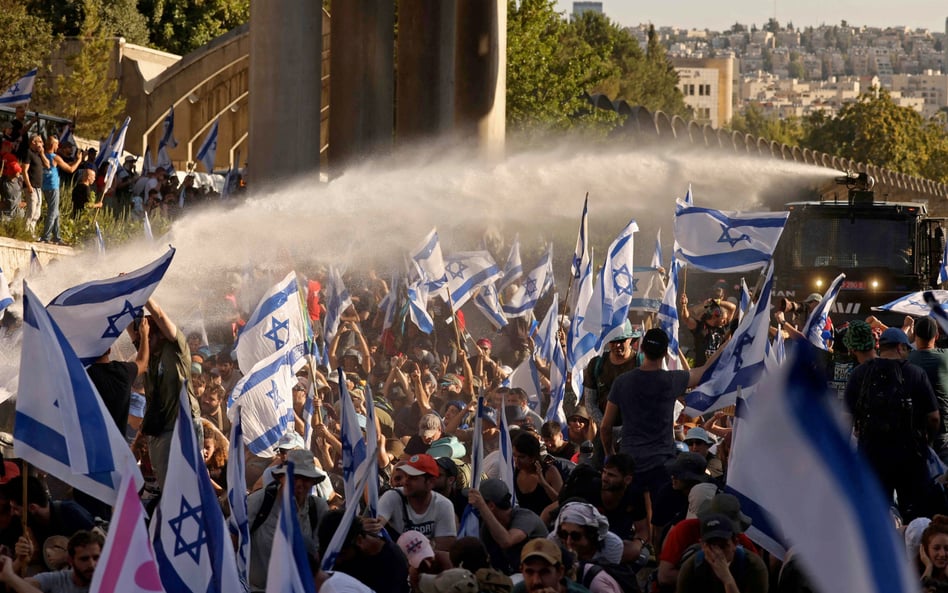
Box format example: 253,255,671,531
144,297,178,342
0,556,42,593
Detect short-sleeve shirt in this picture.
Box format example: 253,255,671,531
142,329,199,436
482,506,548,574
31,570,88,593
87,360,138,433
608,369,691,471
676,547,769,593
909,349,948,437
377,488,457,539
659,518,758,565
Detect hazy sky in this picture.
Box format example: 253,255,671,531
554,1,945,33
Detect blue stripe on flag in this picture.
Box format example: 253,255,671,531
677,249,774,270
683,207,789,228
52,256,174,306
451,266,500,303
247,410,295,453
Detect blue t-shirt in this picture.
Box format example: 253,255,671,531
41,152,59,191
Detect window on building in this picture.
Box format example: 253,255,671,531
697,107,711,120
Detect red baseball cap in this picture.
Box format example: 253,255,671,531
399,454,440,477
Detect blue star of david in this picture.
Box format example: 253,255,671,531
631,277,640,293
717,224,751,248
101,300,144,338
908,299,925,309
11,82,19,93
572,255,582,278
524,277,538,297
168,497,207,563
732,332,756,372
265,380,280,404
612,265,635,297
341,436,355,483
263,316,289,350
446,261,468,280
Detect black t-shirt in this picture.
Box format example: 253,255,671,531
87,360,138,433
335,538,410,593
72,183,92,216
26,150,43,188
691,321,726,366
601,485,648,540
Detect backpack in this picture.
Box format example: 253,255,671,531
250,481,326,536
854,359,925,456
579,561,641,593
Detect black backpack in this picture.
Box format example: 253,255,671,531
579,561,641,592
854,358,924,455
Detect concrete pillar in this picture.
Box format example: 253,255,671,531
248,0,322,188
396,0,456,143
454,0,506,159
329,0,394,171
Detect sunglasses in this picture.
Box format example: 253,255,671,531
557,529,584,541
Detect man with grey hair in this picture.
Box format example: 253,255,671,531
21,134,45,236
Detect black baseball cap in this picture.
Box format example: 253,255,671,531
641,328,670,358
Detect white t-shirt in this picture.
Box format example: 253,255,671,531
377,488,456,539
320,571,375,593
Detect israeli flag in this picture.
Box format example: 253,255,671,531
877,290,948,316
102,117,130,193
406,277,434,334
590,219,639,347
0,267,13,314
157,146,176,178
923,292,948,337
96,127,115,169
143,212,154,242
509,358,543,413
363,383,380,519
411,228,447,291
90,464,166,593
685,261,776,416
473,284,507,330
236,271,307,374
94,222,106,255
196,119,219,173
733,341,917,593
59,124,73,147
378,276,399,333
226,407,251,592
544,295,568,424
682,184,694,207
221,148,241,200
567,245,596,398
158,106,178,150
338,369,367,504
535,294,560,362
674,204,789,273
650,228,663,270
657,257,682,369
265,462,319,593
142,146,154,174
803,273,845,350
503,244,553,318
45,248,175,366
227,349,296,456
0,68,37,105
499,234,523,292
629,266,665,313
152,386,242,593
772,323,786,365
569,197,590,314
458,397,486,537
496,399,516,503
14,283,142,505
322,265,353,345
939,234,948,285
445,251,502,311
738,277,751,322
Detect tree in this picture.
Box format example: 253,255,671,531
0,0,55,91
729,103,804,146
24,0,149,45
139,0,249,55
764,18,780,34
36,0,126,138
802,90,948,183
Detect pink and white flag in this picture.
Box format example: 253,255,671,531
91,469,165,593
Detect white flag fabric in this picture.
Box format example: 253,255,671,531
568,242,596,398
406,277,434,334
102,117,131,193
142,147,154,175
685,262,776,416
458,397,487,537
0,68,36,105
144,212,154,242
227,350,297,457
734,342,917,593
503,244,553,318
338,370,367,504
59,124,73,147
499,235,523,292
226,407,251,592
90,467,166,593
363,384,381,519
473,284,507,330
803,273,845,350
322,265,353,345
569,196,590,316
544,294,568,424
94,222,106,255
657,258,682,369
29,247,42,277
378,276,399,333
158,106,178,150
196,119,219,173
411,228,447,291
15,283,141,505
46,248,175,366
535,294,559,363
876,290,948,316
235,271,307,374
95,128,115,169
156,146,176,178
445,251,502,311
152,386,242,593
265,463,319,593
590,219,639,347
628,266,665,313
0,267,12,314
650,228,663,270
674,204,789,272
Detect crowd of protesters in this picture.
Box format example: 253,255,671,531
0,106,240,245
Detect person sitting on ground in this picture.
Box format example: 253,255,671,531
512,538,592,593
0,530,104,593
675,512,768,593
541,420,576,461
468,479,548,575
920,515,948,593
317,511,410,593
682,427,724,484
513,432,564,517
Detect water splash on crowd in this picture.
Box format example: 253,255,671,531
0,140,836,399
